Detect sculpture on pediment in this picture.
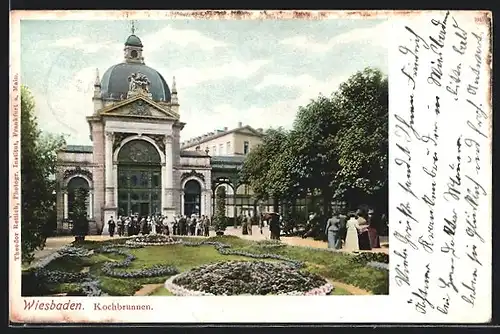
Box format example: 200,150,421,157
181,169,205,182
128,100,152,116
128,72,151,94
63,166,93,181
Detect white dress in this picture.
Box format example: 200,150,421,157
344,218,360,251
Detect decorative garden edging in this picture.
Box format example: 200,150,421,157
366,261,389,271
31,268,105,296
255,240,287,250
125,234,182,247
164,261,334,296
181,240,304,268
95,245,179,278
31,245,93,269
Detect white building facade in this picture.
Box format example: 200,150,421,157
56,32,213,234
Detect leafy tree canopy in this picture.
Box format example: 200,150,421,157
21,85,66,263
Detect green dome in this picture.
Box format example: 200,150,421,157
125,34,143,47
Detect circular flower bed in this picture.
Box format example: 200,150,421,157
166,261,333,296
125,234,182,246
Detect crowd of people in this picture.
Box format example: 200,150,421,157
105,214,211,237
324,208,386,251
103,207,386,253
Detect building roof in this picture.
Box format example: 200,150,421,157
100,63,171,102
180,150,209,158
62,145,93,153
181,125,264,149
125,34,143,47
210,155,246,164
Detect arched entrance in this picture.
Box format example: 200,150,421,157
184,180,201,217
117,139,162,217
67,176,90,219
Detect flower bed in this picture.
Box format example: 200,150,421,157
350,252,389,265
57,245,94,258
181,240,304,268
95,246,179,278
255,239,286,249
125,234,182,246
366,261,389,271
167,261,333,296
30,268,105,296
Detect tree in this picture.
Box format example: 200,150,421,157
71,187,89,242
291,95,342,217
214,186,227,234
240,127,294,207
332,68,388,213
21,85,66,263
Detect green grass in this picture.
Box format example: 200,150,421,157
149,287,174,296
29,235,388,296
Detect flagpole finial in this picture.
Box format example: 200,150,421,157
131,20,136,35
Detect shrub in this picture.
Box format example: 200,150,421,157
214,187,227,232
350,252,389,265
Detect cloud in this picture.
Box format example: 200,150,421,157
45,24,227,56
141,25,227,52
165,59,270,90
179,72,348,141
50,37,120,54
34,66,96,144
280,21,390,52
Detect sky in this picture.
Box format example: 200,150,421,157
20,18,388,145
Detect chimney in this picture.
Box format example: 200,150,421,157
238,122,243,128
257,128,263,133
223,127,228,131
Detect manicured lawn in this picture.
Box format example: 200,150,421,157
24,235,388,296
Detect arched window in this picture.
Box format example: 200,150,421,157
117,140,162,217
184,180,201,217
67,177,90,219
118,139,161,164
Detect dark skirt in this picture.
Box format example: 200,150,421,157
368,227,380,248
359,231,371,250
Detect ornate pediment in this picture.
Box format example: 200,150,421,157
63,166,93,181
100,96,179,120
181,169,205,182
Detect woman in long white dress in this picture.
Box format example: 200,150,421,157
344,213,360,252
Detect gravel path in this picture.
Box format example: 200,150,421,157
221,226,389,254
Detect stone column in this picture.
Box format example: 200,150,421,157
164,136,175,216
105,131,114,206
201,190,206,217
180,190,185,216
88,190,94,219
113,163,118,209
161,163,167,215
63,191,68,219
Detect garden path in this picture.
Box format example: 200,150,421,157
32,229,388,266
222,226,389,254
134,284,163,296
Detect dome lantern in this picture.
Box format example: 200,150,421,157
123,21,145,64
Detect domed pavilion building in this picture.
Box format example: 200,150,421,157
55,31,267,234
